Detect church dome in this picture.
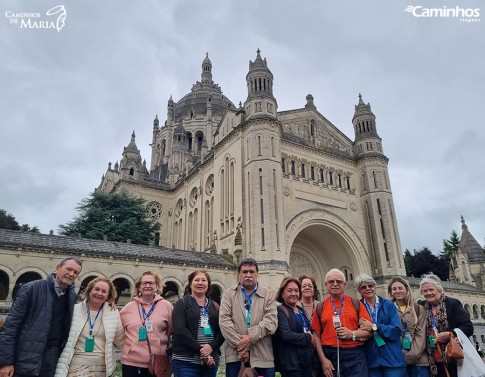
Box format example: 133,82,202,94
172,54,235,123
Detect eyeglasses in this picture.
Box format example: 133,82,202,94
244,298,251,311
141,281,156,286
326,279,345,285
359,284,375,290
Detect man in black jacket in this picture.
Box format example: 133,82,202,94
0,257,82,377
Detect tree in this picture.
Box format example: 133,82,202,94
403,248,412,274
405,247,449,281
59,191,160,245
442,230,460,261
0,209,39,233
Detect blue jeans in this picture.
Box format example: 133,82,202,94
369,366,406,377
172,359,218,377
405,365,431,377
226,361,275,377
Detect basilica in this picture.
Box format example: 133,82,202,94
1,51,484,343
97,50,405,288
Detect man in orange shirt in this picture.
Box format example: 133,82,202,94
311,268,372,377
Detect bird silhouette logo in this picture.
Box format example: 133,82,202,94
46,5,66,32
404,6,418,15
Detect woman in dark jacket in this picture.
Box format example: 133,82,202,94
419,274,473,377
171,270,224,377
273,277,313,377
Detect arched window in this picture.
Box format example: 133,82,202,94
281,158,286,173
301,163,305,178
129,167,134,176
319,169,324,182
290,161,295,175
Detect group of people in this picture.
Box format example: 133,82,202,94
0,257,481,377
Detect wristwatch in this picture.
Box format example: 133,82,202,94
372,323,378,332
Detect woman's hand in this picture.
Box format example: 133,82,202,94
436,331,451,343
321,357,334,377
200,344,213,357
359,318,374,332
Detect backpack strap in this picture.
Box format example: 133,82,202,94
316,301,324,330
279,304,290,319
350,296,361,319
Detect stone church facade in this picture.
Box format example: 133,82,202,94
97,50,405,291
1,51,485,344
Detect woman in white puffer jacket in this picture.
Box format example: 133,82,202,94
55,277,124,377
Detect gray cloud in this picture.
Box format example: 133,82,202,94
0,0,483,253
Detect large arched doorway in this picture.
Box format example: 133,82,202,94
287,210,370,298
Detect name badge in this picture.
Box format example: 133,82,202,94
429,335,437,349
200,316,209,328
203,326,213,335
146,321,153,332
332,315,341,328
85,336,95,352
374,333,386,347
139,327,147,341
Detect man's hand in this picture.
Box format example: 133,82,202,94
236,335,252,353
336,326,352,339
321,357,334,377
0,365,14,377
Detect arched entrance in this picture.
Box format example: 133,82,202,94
162,281,180,304
13,271,42,300
287,209,370,297
113,278,131,305
0,270,9,300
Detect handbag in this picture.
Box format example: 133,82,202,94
138,305,172,377
446,332,464,361
146,334,172,377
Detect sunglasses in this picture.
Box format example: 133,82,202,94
244,298,251,311
359,284,375,290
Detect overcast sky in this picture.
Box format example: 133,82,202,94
1,0,483,254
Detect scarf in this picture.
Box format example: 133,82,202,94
425,295,448,376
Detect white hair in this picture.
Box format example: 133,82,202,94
325,268,346,282
420,274,444,293
354,273,377,290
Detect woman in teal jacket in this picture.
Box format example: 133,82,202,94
355,274,405,377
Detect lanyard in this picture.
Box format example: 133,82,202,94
87,302,103,336
295,309,310,330
330,296,345,316
242,284,258,307
191,295,209,316
364,297,379,324
429,309,437,330
141,302,157,324
242,285,257,327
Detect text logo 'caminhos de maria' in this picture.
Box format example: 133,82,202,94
5,5,67,31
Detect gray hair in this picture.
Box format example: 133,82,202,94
354,273,377,290
325,268,345,282
59,257,82,268
419,274,443,293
